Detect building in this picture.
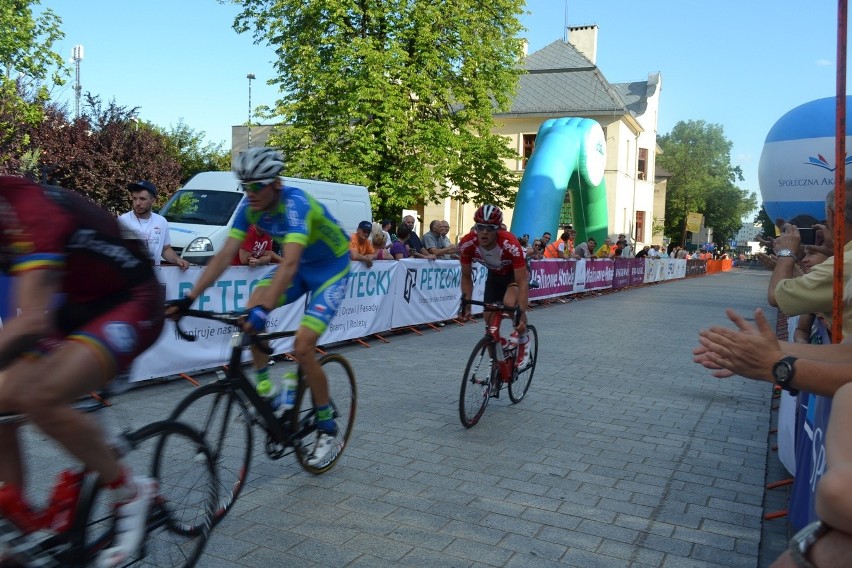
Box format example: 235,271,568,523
232,25,664,247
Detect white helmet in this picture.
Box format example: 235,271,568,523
235,147,284,182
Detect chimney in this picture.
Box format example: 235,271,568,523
566,24,598,65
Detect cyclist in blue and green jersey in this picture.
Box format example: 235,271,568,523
166,148,350,467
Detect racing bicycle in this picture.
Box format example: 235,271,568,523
458,298,539,428
169,309,356,526
0,390,218,567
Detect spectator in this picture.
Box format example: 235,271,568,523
573,238,596,259
648,244,660,258
544,231,571,259
635,245,650,258
380,219,394,247
370,222,393,260
595,237,615,258
402,214,437,259
791,247,832,345
390,223,412,259
528,237,545,260
423,220,458,259
349,220,376,267
118,180,190,270
232,224,282,267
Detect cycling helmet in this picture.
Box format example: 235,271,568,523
474,204,503,226
234,147,284,182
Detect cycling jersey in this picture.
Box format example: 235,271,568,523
229,184,350,264
0,176,163,372
458,230,526,276
228,183,351,335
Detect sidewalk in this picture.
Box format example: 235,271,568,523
23,268,783,566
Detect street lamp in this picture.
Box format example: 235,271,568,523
246,73,255,148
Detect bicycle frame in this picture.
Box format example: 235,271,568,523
461,297,523,380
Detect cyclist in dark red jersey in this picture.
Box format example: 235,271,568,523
0,176,164,566
459,204,531,368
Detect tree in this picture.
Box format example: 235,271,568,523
658,120,751,245
232,0,525,219
156,120,230,183
0,0,66,84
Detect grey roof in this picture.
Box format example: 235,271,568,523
497,40,652,119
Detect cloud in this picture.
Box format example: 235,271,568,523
816,59,832,67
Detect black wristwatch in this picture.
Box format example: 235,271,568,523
788,520,829,568
772,355,799,395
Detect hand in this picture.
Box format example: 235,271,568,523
692,345,736,378
696,308,781,382
177,258,190,271
165,297,193,319
244,305,270,333
773,223,801,255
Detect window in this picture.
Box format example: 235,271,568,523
638,148,648,181
522,134,536,168
635,211,645,242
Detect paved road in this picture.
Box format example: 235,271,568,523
22,268,782,567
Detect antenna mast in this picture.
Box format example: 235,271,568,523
71,45,84,119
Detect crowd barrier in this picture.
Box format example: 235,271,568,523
0,257,730,383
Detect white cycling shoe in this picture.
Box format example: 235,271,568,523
97,476,157,568
306,430,340,468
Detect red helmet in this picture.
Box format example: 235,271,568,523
474,204,503,225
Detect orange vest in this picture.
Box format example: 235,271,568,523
544,242,562,258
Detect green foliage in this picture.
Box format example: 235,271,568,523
658,120,753,245
0,0,67,85
232,0,525,218
155,120,231,183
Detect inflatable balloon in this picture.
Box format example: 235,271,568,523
759,96,852,223
510,117,608,244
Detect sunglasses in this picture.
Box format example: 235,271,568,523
240,179,275,193
475,223,498,232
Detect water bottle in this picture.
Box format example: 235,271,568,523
256,377,280,406
273,372,298,411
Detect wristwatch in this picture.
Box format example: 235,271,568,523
772,355,799,395
776,248,796,258
788,520,829,568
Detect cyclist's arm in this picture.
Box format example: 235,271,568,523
0,268,61,368
184,236,243,301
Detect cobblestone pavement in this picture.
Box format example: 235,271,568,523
19,268,788,567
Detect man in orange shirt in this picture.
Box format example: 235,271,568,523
349,220,376,267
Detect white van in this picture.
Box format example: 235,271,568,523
160,171,371,265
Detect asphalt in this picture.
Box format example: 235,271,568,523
20,267,791,567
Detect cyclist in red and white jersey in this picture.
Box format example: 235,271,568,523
459,204,531,367
0,176,163,567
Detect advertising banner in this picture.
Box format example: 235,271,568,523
612,258,631,289
529,260,576,299
585,259,614,291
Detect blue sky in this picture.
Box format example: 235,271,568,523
43,0,848,205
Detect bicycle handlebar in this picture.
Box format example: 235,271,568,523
458,296,523,327
171,308,290,355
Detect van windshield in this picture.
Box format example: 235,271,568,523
160,190,245,226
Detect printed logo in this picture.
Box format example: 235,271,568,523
324,279,346,311
403,268,417,303
102,322,137,354
805,153,852,172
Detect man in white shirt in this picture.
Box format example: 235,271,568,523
118,180,189,270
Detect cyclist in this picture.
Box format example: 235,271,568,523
459,205,531,369
0,176,163,567
165,147,350,467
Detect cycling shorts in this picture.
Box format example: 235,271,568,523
256,255,351,335
483,270,517,304
34,279,165,376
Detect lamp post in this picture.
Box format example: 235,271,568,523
246,73,255,148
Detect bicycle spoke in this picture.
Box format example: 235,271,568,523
509,325,538,403
459,337,493,428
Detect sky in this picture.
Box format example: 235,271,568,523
41,0,850,206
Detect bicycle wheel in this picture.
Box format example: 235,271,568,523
293,353,357,474
509,325,538,403
459,336,495,428
81,420,217,568
168,382,253,525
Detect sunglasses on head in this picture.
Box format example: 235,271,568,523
475,223,498,232
240,179,275,193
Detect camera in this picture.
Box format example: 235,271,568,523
798,227,816,246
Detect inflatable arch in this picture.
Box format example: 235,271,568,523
510,117,609,244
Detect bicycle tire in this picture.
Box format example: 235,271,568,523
168,382,253,525
509,324,538,403
459,336,494,428
81,420,217,568
293,353,357,474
